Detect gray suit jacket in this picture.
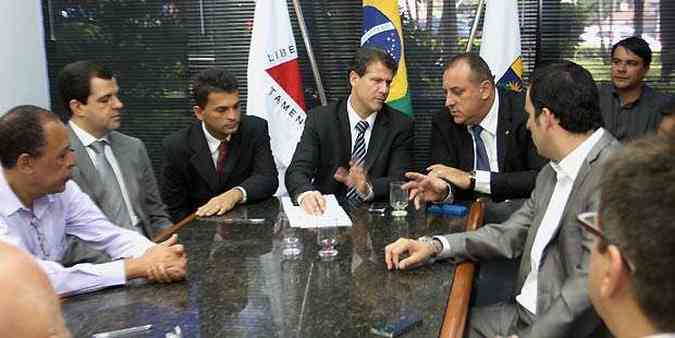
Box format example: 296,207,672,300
443,130,620,338
69,126,172,237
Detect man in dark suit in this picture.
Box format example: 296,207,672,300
386,61,618,338
286,47,413,215
58,61,171,238
430,53,545,206
161,68,278,222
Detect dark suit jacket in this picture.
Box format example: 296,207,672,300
160,116,278,222
443,130,620,338
69,126,171,237
431,88,546,202
285,99,414,202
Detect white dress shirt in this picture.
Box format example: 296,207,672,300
201,122,248,203
469,92,500,194
515,128,605,314
346,95,378,155
69,121,139,227
0,170,154,297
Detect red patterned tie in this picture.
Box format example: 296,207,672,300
216,141,228,175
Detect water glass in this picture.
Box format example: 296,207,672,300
389,181,408,216
279,215,303,259
317,226,338,259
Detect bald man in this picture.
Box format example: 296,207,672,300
0,240,71,338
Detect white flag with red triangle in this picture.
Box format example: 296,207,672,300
247,0,307,196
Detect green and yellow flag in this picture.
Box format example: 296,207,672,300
361,0,413,117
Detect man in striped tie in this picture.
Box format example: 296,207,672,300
286,48,414,215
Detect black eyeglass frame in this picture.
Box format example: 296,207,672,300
577,211,636,273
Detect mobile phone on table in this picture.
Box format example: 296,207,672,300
370,312,423,337
368,203,387,213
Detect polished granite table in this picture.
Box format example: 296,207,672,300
62,198,473,338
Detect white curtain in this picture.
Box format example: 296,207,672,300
0,0,50,116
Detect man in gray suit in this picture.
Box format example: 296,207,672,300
57,61,172,238
385,61,619,338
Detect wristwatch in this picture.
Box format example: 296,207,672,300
417,236,443,258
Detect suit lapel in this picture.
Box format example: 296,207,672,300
337,101,351,166
363,108,390,171
107,132,139,214
68,126,105,196
495,90,511,171
189,123,221,193
557,131,613,224
460,126,474,170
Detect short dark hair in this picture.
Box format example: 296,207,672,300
445,53,495,86
57,61,114,119
0,105,62,169
528,61,603,133
192,67,239,108
348,47,398,78
611,36,652,67
599,134,675,332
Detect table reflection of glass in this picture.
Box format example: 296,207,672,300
61,198,469,338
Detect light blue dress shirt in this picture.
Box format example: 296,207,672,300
0,169,154,297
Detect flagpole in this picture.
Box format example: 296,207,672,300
465,0,486,52
291,0,328,106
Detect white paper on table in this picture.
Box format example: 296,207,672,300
281,195,353,228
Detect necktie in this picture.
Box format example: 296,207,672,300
470,125,490,171
216,141,228,176
346,120,369,204
29,213,49,259
89,140,133,229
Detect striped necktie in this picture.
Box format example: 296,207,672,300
346,120,369,204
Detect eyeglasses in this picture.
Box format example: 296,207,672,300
577,211,636,273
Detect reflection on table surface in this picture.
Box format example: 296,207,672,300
62,198,468,338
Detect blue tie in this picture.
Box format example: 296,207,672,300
470,125,490,171
346,120,369,204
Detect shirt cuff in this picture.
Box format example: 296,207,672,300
433,235,453,259
356,182,374,201
474,170,491,194
233,186,248,204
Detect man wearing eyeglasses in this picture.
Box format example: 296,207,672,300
385,61,620,338
581,135,675,338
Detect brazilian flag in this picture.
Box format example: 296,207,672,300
361,0,413,117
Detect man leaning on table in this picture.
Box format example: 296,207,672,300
585,135,675,338
285,47,414,214
161,67,278,222
385,61,619,338
0,105,187,297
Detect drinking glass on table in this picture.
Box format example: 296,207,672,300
279,214,303,258
389,181,408,216
317,217,338,259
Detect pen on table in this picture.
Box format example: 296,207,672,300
92,324,152,338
